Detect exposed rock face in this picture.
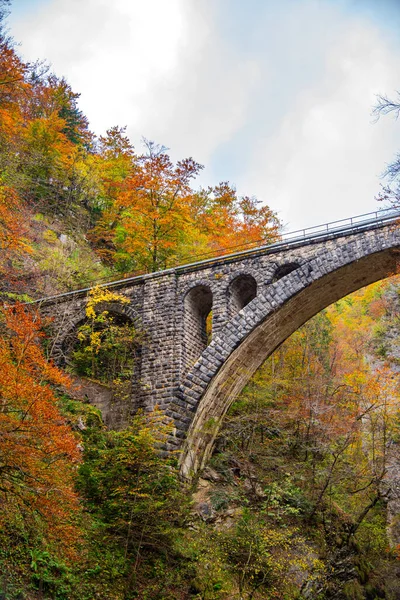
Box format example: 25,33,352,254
39,222,400,477
65,375,128,429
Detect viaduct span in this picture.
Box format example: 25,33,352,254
37,209,400,478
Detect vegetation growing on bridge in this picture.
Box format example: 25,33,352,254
71,286,139,384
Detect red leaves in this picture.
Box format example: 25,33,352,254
0,181,31,273
0,304,81,559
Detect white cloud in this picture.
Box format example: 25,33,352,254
9,0,400,230
11,0,187,131
10,0,254,166
234,6,400,228
133,1,261,165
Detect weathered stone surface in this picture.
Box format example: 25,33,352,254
65,375,128,429
38,221,400,478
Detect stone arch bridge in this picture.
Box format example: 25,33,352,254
36,210,400,478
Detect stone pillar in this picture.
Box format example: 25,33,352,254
138,273,180,414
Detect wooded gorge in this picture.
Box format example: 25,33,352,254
2,0,400,598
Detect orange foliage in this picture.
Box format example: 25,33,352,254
193,182,280,256
0,29,29,148
0,180,32,285
0,181,29,254
115,141,202,271
91,139,203,272
0,304,82,559
90,139,281,273
0,34,27,108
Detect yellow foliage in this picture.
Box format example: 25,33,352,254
89,331,102,354
42,229,58,243
85,285,129,320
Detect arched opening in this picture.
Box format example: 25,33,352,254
70,312,137,382
179,247,399,478
59,304,141,428
184,284,213,371
228,274,257,316
271,262,300,282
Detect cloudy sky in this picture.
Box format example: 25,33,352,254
7,0,400,230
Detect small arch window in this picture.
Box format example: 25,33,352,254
184,284,213,370
228,274,257,316
271,262,300,283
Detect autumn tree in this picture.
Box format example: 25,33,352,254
0,179,31,286
0,8,95,219
0,304,82,563
32,74,90,147
0,15,34,293
91,139,203,272
94,126,135,208
87,126,136,264
0,3,28,183
184,181,280,261
0,1,25,109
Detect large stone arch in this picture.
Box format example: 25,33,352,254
176,230,400,478
36,216,400,466
51,300,140,367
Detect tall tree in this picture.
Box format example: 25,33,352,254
0,304,82,559
92,139,203,272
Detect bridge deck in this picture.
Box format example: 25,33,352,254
31,207,400,305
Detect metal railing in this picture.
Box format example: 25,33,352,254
275,207,400,245
31,207,400,304
174,207,400,265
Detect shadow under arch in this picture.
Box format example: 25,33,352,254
271,262,300,283
178,246,399,479
183,283,213,372
228,273,257,316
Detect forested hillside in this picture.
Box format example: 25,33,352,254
0,0,279,301
1,0,400,598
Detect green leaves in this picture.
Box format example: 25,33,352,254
78,411,186,561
